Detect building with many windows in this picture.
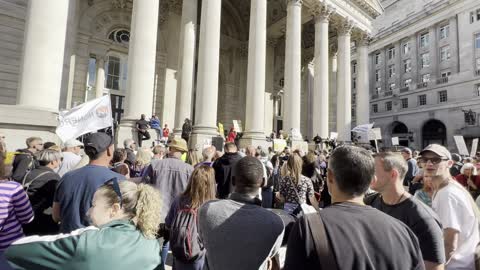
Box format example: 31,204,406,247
369,0,480,150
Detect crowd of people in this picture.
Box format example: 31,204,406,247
0,130,479,270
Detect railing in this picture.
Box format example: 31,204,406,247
400,87,409,93
384,90,393,96
372,94,379,100
437,77,448,84
476,69,480,76
417,82,428,89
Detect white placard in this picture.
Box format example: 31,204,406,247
453,135,469,156
471,138,479,157
56,95,113,142
368,128,382,140
330,132,338,140
392,137,399,146
232,120,243,132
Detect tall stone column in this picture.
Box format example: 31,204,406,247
312,5,332,139
242,0,267,146
124,0,159,119
17,0,70,111
117,0,159,147
283,0,303,140
95,58,105,98
190,0,222,145
356,35,370,125
336,20,354,142
174,0,198,136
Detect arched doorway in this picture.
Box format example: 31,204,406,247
391,121,410,147
422,119,447,148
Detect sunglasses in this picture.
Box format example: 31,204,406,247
104,177,123,207
418,157,449,165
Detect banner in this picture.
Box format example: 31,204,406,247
471,138,479,157
56,95,113,142
352,123,374,144
453,135,469,156
218,122,225,138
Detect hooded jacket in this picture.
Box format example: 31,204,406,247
213,152,242,199
5,220,163,270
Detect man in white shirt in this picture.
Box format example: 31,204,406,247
420,144,480,270
57,139,83,176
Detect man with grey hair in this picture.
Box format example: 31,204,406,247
152,144,166,160
57,139,83,177
284,145,423,270
401,147,419,192
368,152,445,270
11,137,44,182
123,138,136,166
195,145,216,167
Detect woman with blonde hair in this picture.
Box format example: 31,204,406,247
5,180,164,270
165,165,216,270
131,148,152,177
276,153,319,215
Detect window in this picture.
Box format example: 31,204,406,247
372,104,378,113
476,58,480,70
376,69,381,82
421,53,430,68
441,71,451,78
352,77,357,89
389,65,396,78
438,90,448,103
477,9,480,21
375,87,381,94
420,33,429,48
87,57,96,88
476,33,480,49
418,94,427,106
106,56,121,90
388,47,396,60
422,73,431,83
440,25,449,39
403,43,410,54
404,78,412,88
401,98,408,108
472,12,476,24
440,46,451,61
375,53,381,65
352,62,357,74
403,59,412,73
108,29,130,45
385,101,392,111
476,84,480,96
389,83,396,90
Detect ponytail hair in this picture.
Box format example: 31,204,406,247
98,181,161,239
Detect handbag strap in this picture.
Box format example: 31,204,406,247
23,171,52,192
287,176,303,205
307,213,339,270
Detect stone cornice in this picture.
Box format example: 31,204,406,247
287,0,303,7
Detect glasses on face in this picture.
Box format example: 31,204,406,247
104,177,123,207
418,157,449,165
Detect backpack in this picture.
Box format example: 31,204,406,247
169,207,204,262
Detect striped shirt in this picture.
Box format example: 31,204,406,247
0,180,34,251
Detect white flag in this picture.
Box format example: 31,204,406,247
56,95,113,142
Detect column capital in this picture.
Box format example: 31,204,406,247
286,0,303,7
167,0,182,15
112,0,127,9
329,43,338,56
356,32,372,47
336,19,355,35
267,37,280,48
312,3,334,23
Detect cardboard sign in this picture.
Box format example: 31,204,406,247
453,135,469,156
392,137,399,146
233,120,243,132
368,128,382,140
329,132,338,140
471,138,479,157
273,139,287,152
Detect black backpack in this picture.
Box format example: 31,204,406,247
169,207,204,262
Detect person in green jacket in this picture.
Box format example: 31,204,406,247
5,179,164,270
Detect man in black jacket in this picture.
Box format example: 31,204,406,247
213,142,242,199
11,137,43,182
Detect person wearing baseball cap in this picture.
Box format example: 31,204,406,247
419,144,479,269
56,139,84,177
52,133,125,233
141,137,193,269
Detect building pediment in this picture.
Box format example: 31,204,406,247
351,0,384,17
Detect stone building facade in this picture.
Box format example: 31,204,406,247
369,0,480,151
0,0,382,151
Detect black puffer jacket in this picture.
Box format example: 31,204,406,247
213,152,242,199
11,149,38,182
